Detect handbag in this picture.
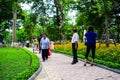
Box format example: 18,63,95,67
48,48,51,56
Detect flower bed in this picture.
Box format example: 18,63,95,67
54,43,120,70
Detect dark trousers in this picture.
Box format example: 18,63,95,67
72,43,78,63
38,44,41,53
26,43,29,47
85,45,96,59
42,49,48,61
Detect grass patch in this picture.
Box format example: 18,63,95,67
0,47,39,80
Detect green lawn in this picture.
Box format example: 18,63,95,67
0,48,32,80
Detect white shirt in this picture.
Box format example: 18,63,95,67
26,40,29,43
71,33,79,43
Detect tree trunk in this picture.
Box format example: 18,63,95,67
105,13,109,47
54,0,64,42
12,10,17,42
102,0,110,47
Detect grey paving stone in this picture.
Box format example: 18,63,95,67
26,48,120,80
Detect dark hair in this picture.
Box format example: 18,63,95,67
43,33,47,36
72,28,77,32
88,25,94,32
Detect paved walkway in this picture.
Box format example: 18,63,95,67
27,48,120,80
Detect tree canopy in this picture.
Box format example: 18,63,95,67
0,0,120,43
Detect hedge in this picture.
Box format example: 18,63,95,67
13,48,40,80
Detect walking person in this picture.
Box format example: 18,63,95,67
84,26,98,66
71,28,79,65
26,40,30,48
40,34,50,62
38,34,42,53
33,38,39,53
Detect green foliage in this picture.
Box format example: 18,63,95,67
0,48,31,80
17,28,25,41
22,12,37,40
0,48,39,80
13,48,39,80
0,0,13,23
33,25,43,38
1,0,120,42
2,31,12,45
0,0,24,31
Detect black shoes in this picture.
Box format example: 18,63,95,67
84,63,94,66
71,62,76,65
71,61,78,65
43,58,48,62
84,63,86,66
91,63,93,66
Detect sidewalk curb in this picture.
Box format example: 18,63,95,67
28,63,42,80
24,47,42,80
25,47,43,80
94,63,120,74
55,52,120,74
28,56,42,80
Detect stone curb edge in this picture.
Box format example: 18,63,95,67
28,55,42,80
55,52,120,74
94,63,120,74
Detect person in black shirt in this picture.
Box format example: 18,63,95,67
38,34,42,53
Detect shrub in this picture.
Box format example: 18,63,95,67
54,43,120,70
13,48,39,80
